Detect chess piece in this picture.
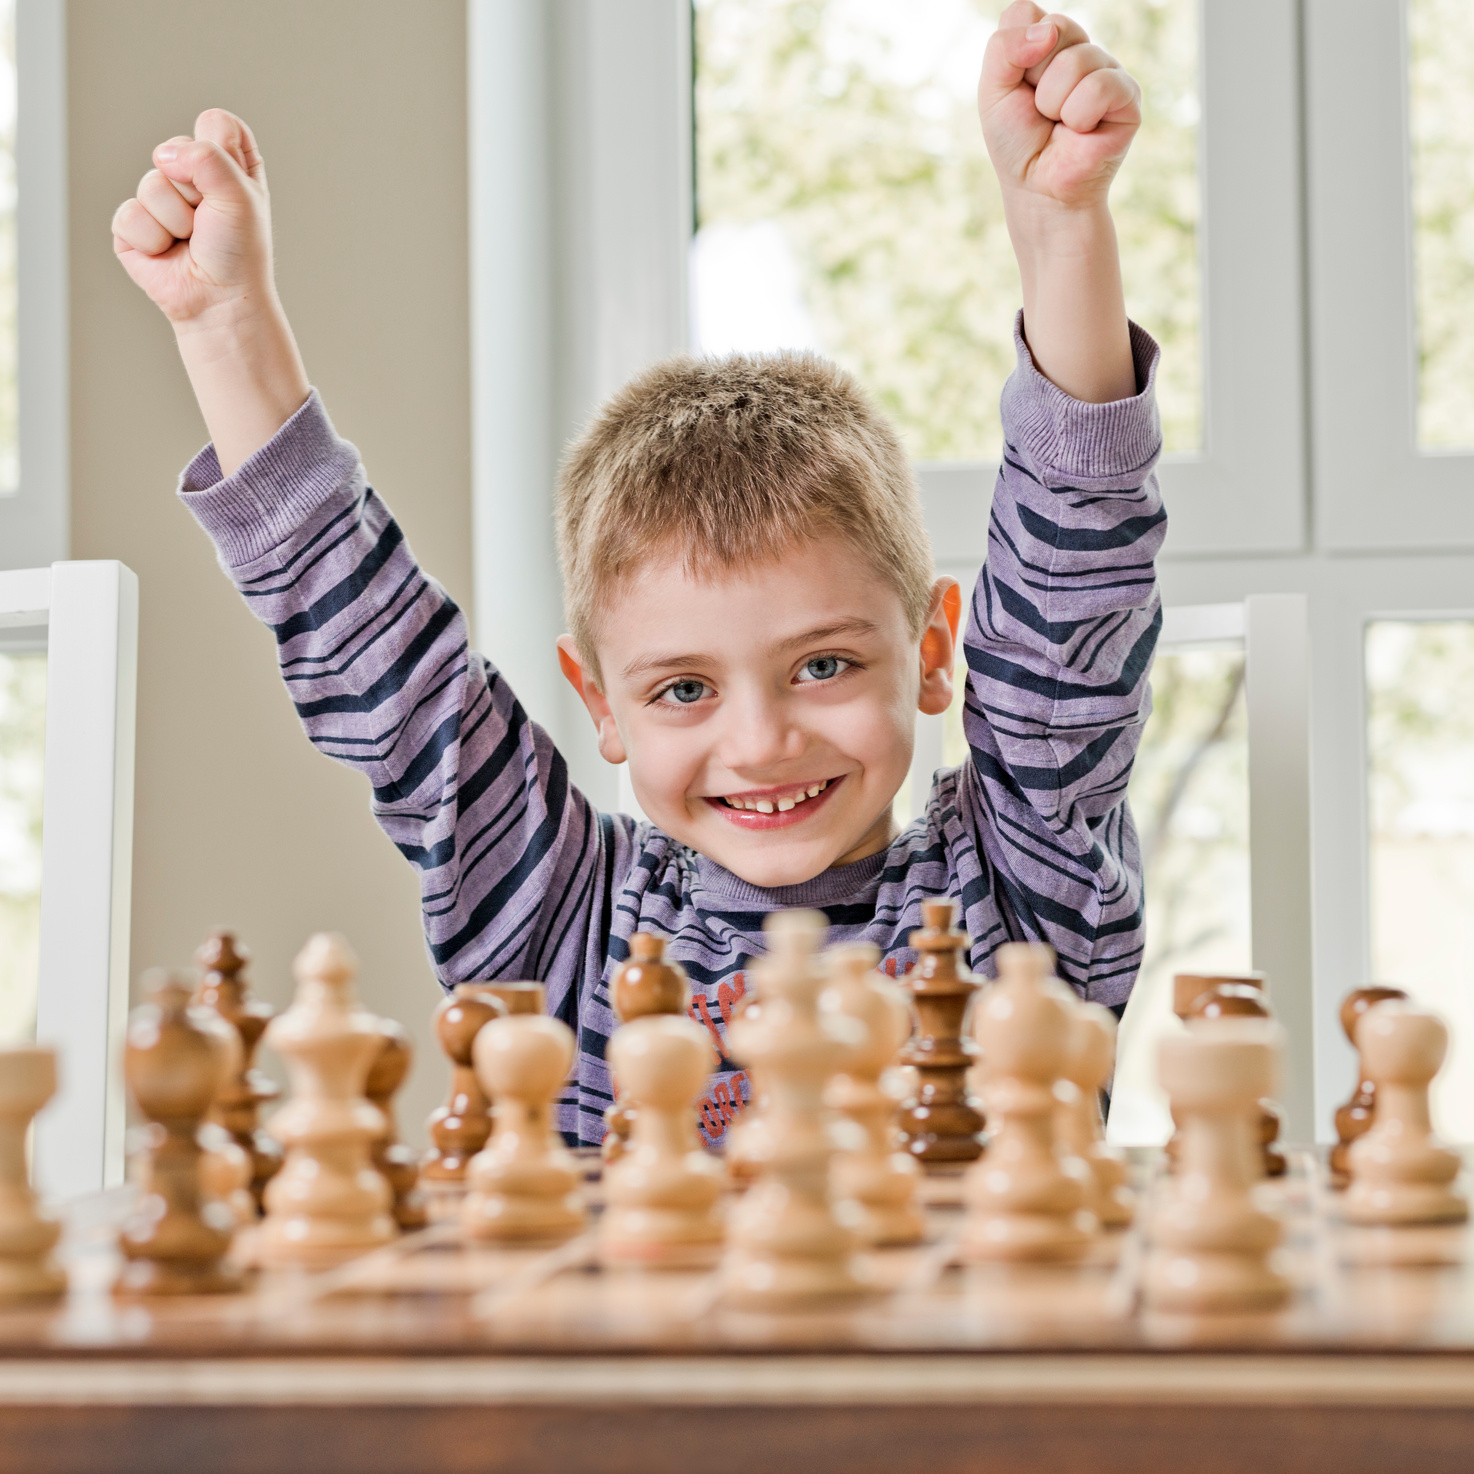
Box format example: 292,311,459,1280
1344,1002,1468,1226
193,930,283,1211
1142,1018,1289,1313
1172,983,1288,1178
0,1047,66,1298
366,1019,429,1230
961,943,1094,1261
603,934,691,1165
258,935,396,1268
198,1123,256,1230
824,943,925,1246
116,972,242,1295
1330,985,1410,1184
462,1015,586,1241
479,981,545,1016
896,898,985,1163
600,1015,724,1264
721,910,871,1305
422,985,507,1182
1172,971,1266,1020
1056,1000,1133,1228
724,991,773,1186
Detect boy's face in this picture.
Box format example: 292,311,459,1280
558,540,958,889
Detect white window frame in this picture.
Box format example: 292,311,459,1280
0,0,69,571
0,561,136,1200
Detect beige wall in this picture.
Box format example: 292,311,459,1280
68,0,471,1143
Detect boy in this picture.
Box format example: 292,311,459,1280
112,3,1162,1147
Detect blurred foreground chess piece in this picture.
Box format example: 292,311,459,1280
1344,1002,1468,1227
258,935,396,1268
601,1015,723,1264
367,1019,428,1230
422,986,507,1183
824,943,925,1246
1057,1000,1133,1228
603,934,691,1165
116,972,241,1295
193,931,282,1211
962,943,1094,1261
896,899,985,1163
0,1046,66,1298
1143,1019,1289,1313
463,1015,586,1242
1179,984,1285,1179
722,910,871,1305
1331,985,1410,1185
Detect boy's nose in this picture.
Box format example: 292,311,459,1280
718,692,806,774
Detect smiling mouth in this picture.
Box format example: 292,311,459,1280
704,776,843,828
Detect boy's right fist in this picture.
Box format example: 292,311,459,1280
112,109,276,326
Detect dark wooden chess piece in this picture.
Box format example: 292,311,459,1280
896,898,985,1163
1167,980,1287,1178
422,985,508,1182
1330,984,1410,1185
603,934,691,1164
367,1019,428,1229
193,930,282,1212
116,971,242,1295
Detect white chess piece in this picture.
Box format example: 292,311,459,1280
463,1015,586,1242
1142,1019,1289,1313
258,934,396,1268
0,1047,65,1297
961,942,1095,1261
1344,1002,1467,1226
601,1015,724,1264
721,910,871,1305
1056,1000,1133,1228
824,943,925,1246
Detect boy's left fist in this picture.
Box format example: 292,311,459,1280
979,1,1141,213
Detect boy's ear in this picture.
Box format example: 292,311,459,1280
918,577,961,717
556,636,628,765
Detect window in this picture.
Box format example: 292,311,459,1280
0,646,42,1041
1366,621,1474,1132
692,0,1203,460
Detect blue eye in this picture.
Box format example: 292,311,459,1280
796,655,850,684
658,679,709,706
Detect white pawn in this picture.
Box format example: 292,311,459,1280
1345,1002,1467,1226
824,943,925,1246
1056,1001,1133,1229
462,1015,586,1242
601,1015,724,1264
0,1047,65,1298
1142,1019,1289,1313
721,910,870,1306
259,934,396,1268
962,942,1095,1261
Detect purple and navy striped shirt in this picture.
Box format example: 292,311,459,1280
180,319,1164,1148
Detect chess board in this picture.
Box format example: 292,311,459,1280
1,1151,1472,1474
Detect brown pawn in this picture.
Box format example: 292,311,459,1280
116,971,241,1296
193,930,283,1211
896,898,985,1163
479,981,545,1016
603,934,691,1165
1168,982,1287,1178
422,985,508,1183
366,1020,428,1230
1330,985,1410,1184
1172,971,1266,1020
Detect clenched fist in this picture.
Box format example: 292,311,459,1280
979,1,1141,213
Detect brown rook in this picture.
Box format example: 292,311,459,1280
896,898,985,1163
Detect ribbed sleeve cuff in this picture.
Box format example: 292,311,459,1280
1001,312,1162,486
177,390,361,568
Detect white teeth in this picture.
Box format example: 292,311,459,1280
808,783,822,797
721,779,830,812
756,800,774,814
777,797,795,812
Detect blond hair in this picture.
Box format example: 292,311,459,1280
555,351,935,683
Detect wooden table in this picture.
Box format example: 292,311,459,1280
2,1159,1472,1474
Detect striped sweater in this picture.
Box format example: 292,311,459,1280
179,319,1165,1148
